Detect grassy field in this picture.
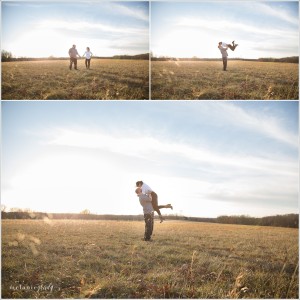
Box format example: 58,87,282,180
151,60,299,100
2,220,298,299
1,59,149,100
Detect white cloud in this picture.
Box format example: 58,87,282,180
4,144,297,217
5,19,148,57
212,103,298,148
244,2,299,26
177,18,298,40
39,20,147,36
152,1,298,58
109,3,149,22
2,102,298,217
161,102,298,149
45,127,297,178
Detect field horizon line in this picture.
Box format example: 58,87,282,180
2,211,298,229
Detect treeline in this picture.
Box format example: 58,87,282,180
216,214,298,228
112,53,149,60
258,56,298,63
1,212,144,221
151,57,217,61
1,212,298,228
1,50,149,62
1,212,209,222
151,56,299,63
2,50,297,63
1,50,13,62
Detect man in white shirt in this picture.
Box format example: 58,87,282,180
135,181,173,223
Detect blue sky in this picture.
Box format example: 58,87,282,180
1,1,149,57
2,101,298,218
151,1,299,58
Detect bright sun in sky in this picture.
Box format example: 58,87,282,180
2,1,149,58
2,1,298,59
151,1,298,58
2,101,298,218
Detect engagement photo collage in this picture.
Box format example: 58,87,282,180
1,0,299,299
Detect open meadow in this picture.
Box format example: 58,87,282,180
1,59,149,100
151,60,299,100
1,219,298,299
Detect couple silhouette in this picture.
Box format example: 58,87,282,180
218,41,239,71
68,45,93,70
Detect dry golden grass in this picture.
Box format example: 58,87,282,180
1,219,298,298
151,60,299,100
1,59,149,100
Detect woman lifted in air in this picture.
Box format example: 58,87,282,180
135,181,173,223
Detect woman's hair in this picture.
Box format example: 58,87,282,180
87,47,90,51
136,181,143,187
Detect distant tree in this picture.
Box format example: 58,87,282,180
80,209,90,215
217,214,298,228
8,207,33,213
1,205,7,212
10,207,23,212
1,50,13,61
260,214,298,228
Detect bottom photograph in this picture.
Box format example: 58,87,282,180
1,101,299,299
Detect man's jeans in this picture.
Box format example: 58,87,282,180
70,57,77,70
144,212,154,240
222,57,227,71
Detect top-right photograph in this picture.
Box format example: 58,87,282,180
151,1,299,100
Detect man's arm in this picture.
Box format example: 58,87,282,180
219,45,228,50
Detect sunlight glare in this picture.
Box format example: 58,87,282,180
8,29,70,58
6,152,124,213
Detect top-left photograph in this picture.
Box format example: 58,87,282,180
1,1,150,100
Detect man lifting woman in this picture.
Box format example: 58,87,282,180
135,181,173,223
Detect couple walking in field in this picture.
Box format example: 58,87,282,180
218,40,238,71
135,181,173,241
68,44,93,70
